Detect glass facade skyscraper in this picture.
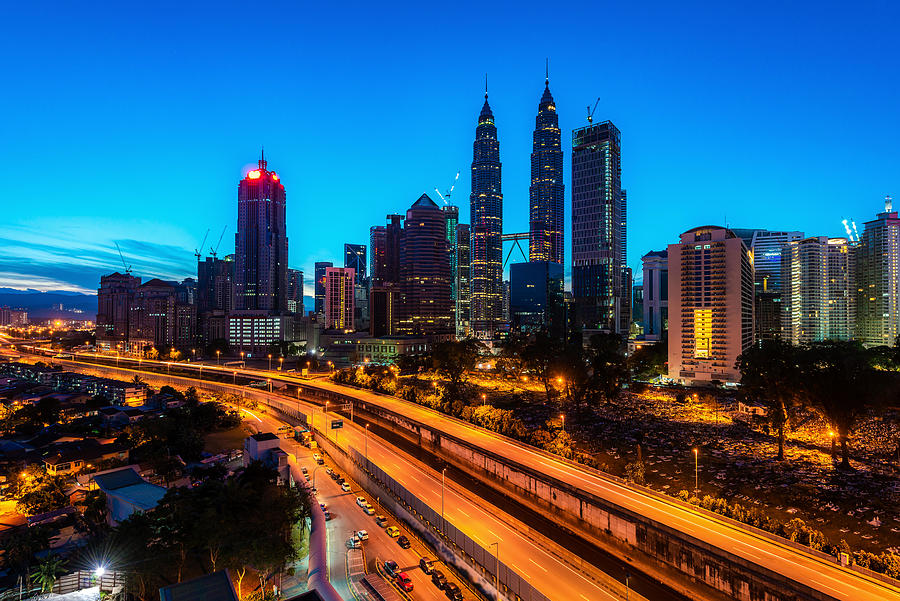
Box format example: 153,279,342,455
344,243,367,285
234,154,288,313
469,92,503,338
529,77,564,265
571,121,627,333
314,261,332,317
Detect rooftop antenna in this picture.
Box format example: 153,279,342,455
434,171,460,206
210,225,227,258
115,242,132,275
485,72,488,99
587,97,601,124
259,146,266,170
545,57,549,85
194,228,210,261
887,194,894,213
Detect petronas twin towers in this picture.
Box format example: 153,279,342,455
469,74,564,337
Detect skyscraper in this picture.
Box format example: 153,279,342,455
732,228,804,341
455,223,471,338
287,269,304,314
668,226,754,385
314,262,332,317
324,267,355,331
96,272,141,352
470,91,503,337
370,226,387,286
782,236,854,345
398,194,453,335
571,120,627,333
641,250,668,340
443,205,460,323
344,243,367,286
855,196,900,346
510,261,565,339
529,74,564,264
385,214,403,284
234,153,288,313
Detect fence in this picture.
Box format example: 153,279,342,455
346,447,551,601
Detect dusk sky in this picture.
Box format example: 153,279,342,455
1,1,897,295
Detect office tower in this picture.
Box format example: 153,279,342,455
370,226,387,286
344,243,367,286
510,261,565,339
398,194,453,335
369,285,397,337
855,196,900,346
641,250,669,340
529,74,564,264
455,223,471,338
732,229,804,341
571,120,627,333
470,91,503,337
668,226,754,384
502,280,510,323
632,284,644,333
198,256,234,314
443,205,460,323
131,279,177,353
385,214,404,284
234,153,288,312
287,269,304,314
324,267,355,331
782,237,854,345
314,262,332,317
96,272,141,352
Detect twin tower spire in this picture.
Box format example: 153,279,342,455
468,63,564,337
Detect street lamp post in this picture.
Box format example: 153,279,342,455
279,356,283,371
829,430,836,461
560,413,565,434
489,541,499,595
481,393,486,406
693,447,699,491
268,354,272,371
198,365,202,381
216,350,220,366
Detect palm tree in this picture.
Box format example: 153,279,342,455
31,554,67,593
131,374,145,386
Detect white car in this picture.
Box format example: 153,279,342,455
356,529,369,541
347,536,361,549
356,496,368,507
341,482,351,492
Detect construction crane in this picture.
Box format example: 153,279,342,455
210,225,227,259
434,171,460,206
115,242,132,274
586,97,601,124
194,228,210,261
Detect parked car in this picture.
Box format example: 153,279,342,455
419,558,435,574
431,570,447,588
397,535,411,549
444,582,463,600
313,453,324,465
356,496,368,507
341,482,351,492
394,572,414,592
356,529,369,541
323,510,332,521
324,467,333,476
384,560,400,578
385,526,400,538
300,466,308,475
375,515,388,527
329,471,340,481
346,536,361,549
363,504,375,515
319,502,327,511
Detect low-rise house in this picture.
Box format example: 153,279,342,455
90,466,166,525
42,439,130,476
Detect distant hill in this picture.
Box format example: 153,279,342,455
0,289,96,321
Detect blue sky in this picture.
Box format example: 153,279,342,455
1,1,897,294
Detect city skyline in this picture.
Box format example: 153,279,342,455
1,2,898,295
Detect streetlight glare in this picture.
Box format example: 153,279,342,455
94,566,106,577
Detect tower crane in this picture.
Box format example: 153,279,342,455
115,242,132,274
210,225,228,259
194,229,210,261
434,171,460,206
586,97,601,124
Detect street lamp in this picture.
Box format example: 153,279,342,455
481,393,486,406
489,541,499,593
560,413,566,434
233,371,237,385
268,354,272,371
216,350,221,365
166,362,171,375
828,430,836,461
267,378,271,392
693,447,699,492
198,365,202,381
279,356,283,370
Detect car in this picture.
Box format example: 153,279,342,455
323,510,332,521
419,558,435,574
313,453,324,465
329,471,340,481
356,496,368,507
337,477,346,485
443,582,463,600
431,569,447,588
363,504,375,515
324,467,333,476
346,536,361,549
397,535,411,549
319,502,327,511
300,466,309,475
385,526,400,538
341,482,351,492
356,529,369,540
394,572,414,592
375,515,388,527
384,560,400,578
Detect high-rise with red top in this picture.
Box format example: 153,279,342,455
234,151,288,313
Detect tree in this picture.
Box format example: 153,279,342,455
75,489,109,537
629,340,668,381
799,341,897,469
17,471,70,516
0,526,51,578
522,332,564,403
131,374,145,386
585,333,628,405
31,553,67,592
736,339,802,461
431,339,484,393
496,332,528,380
